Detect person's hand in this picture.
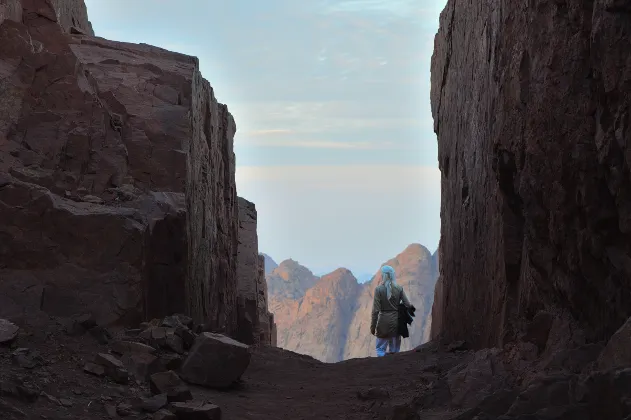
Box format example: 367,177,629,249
370,327,375,336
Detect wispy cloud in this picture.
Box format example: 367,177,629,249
236,164,440,191
237,138,402,150
246,129,295,136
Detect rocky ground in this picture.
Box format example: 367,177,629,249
2,312,631,420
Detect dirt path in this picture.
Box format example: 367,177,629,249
198,345,463,420
0,318,467,420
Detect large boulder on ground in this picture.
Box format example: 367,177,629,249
179,333,251,388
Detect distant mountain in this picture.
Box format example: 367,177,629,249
260,253,278,276
266,258,319,300
267,244,439,362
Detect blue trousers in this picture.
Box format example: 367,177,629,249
376,336,401,357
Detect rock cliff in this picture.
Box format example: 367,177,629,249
236,197,276,346
0,0,271,341
430,0,631,348
269,244,438,361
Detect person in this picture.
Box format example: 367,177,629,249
370,265,413,357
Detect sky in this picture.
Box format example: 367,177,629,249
84,0,447,276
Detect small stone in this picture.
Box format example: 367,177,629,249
149,371,192,403
59,398,73,407
171,401,221,420
153,409,177,420
89,326,112,344
121,352,161,382
176,326,196,350
12,348,44,369
105,404,118,418
94,353,129,384
160,354,183,371
75,313,97,330
161,316,185,329
0,319,19,345
95,353,124,370
165,331,184,354
116,402,133,416
141,393,167,413
84,362,105,377
111,341,157,356
447,340,468,352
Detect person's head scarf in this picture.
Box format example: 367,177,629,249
381,265,396,299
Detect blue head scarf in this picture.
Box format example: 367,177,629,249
381,265,396,299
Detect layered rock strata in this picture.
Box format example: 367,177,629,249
0,0,240,333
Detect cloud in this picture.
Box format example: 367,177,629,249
236,164,440,192
235,164,441,269
237,138,401,150
246,129,295,136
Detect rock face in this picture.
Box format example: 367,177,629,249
235,197,276,346
278,268,361,362
0,0,238,332
269,244,438,361
430,0,631,348
267,259,319,300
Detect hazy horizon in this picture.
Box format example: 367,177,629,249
85,0,446,271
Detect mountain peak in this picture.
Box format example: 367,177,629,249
267,259,318,300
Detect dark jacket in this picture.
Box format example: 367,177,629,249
398,303,416,338
371,284,411,338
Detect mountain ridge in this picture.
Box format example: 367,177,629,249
266,243,438,362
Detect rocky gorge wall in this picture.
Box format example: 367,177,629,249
236,197,276,346
430,0,631,349
0,0,273,346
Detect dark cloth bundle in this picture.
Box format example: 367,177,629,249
397,304,416,338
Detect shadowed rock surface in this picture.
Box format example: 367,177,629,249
236,197,276,346
430,0,631,349
0,0,271,341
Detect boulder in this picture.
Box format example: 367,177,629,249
180,333,251,388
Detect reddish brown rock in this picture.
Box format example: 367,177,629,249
0,0,238,332
430,0,631,348
235,197,275,346
269,244,438,361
